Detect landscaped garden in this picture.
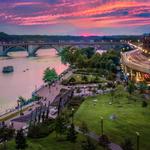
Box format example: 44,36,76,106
62,73,107,85
6,133,104,150
74,86,150,150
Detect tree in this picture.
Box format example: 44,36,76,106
138,82,148,93
142,101,148,107
82,75,88,82
67,123,77,143
43,68,58,88
76,54,87,68
0,127,15,149
114,85,128,99
59,46,80,65
28,123,50,138
82,137,96,150
18,96,26,115
121,138,134,150
81,47,95,59
15,129,28,150
90,53,101,68
55,115,67,138
59,47,72,64
127,81,135,95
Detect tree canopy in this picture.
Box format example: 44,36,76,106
43,68,58,85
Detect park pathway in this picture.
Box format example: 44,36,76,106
75,126,123,150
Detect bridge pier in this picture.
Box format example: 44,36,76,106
0,46,3,56
27,45,39,57
0,46,7,56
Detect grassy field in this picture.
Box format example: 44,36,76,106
5,132,104,150
74,93,150,150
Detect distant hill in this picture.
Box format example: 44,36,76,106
0,32,143,42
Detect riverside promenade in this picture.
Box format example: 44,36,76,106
1,68,73,129
0,68,123,150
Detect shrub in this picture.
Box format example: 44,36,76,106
28,123,53,138
76,88,81,93
98,84,102,89
66,123,77,143
15,129,28,150
121,138,134,150
82,137,96,150
61,79,69,85
99,134,110,147
69,77,76,83
142,101,148,108
92,88,97,94
82,75,88,82
0,126,15,143
93,76,99,82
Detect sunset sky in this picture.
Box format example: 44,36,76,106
0,0,150,35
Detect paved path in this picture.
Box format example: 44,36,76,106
75,126,123,150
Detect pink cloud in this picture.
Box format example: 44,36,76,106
0,0,150,30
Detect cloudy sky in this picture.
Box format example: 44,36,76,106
0,0,150,35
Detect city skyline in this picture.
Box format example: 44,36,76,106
0,0,150,35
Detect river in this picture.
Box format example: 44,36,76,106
0,49,68,115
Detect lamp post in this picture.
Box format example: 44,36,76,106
84,86,86,95
136,132,140,150
71,108,75,123
35,84,37,92
100,117,104,135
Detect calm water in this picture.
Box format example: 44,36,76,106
0,49,68,114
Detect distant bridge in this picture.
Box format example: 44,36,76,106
0,41,127,57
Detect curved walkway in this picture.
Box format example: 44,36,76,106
75,126,123,150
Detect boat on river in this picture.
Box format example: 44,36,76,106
2,66,14,73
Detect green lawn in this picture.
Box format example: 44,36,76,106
74,94,150,150
5,132,104,150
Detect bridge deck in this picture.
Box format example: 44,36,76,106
0,42,126,46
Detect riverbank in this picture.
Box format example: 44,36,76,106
0,49,68,116
0,66,71,122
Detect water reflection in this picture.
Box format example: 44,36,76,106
0,49,68,114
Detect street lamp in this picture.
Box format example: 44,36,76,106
136,132,140,150
71,108,75,123
100,116,104,135
35,84,37,92
84,86,86,95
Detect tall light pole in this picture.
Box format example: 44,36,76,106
71,108,74,124
100,117,104,135
136,132,140,150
